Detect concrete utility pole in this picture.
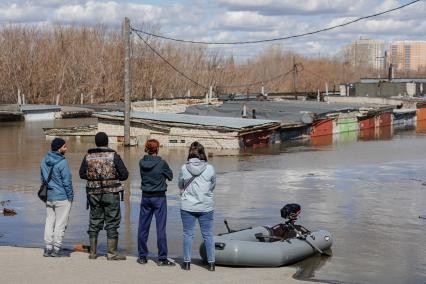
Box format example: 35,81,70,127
293,56,298,100
17,89,21,105
123,17,131,147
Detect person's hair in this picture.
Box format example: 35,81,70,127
95,132,109,147
145,139,160,155
187,141,207,161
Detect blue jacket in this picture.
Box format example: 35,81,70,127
178,158,216,212
40,151,74,202
139,155,173,196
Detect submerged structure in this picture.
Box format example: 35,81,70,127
94,111,281,149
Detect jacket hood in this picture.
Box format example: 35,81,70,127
140,155,162,171
45,151,65,166
186,158,207,176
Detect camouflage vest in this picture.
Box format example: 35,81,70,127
85,151,123,194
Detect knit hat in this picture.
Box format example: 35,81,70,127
51,138,66,151
95,132,109,147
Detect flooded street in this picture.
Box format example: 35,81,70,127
1,118,426,283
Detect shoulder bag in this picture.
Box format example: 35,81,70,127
38,162,59,202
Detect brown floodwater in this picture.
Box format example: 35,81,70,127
1,118,426,284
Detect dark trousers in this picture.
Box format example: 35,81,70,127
87,192,121,239
138,196,168,260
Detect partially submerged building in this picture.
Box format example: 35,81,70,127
0,104,62,121
94,111,281,149
185,100,395,141
20,105,61,121
353,78,426,98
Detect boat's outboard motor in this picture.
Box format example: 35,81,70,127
264,203,309,241
280,203,301,221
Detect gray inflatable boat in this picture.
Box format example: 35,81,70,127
200,204,333,267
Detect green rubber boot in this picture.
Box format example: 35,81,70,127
88,237,97,259
107,239,126,261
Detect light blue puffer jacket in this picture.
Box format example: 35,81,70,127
178,158,216,213
40,151,74,202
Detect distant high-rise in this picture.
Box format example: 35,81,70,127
390,41,426,71
344,38,385,70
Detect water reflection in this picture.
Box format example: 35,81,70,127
1,120,426,284
417,120,426,133
293,254,331,280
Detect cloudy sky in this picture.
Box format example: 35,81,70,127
0,0,425,59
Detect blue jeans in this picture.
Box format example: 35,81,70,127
181,209,214,263
138,196,168,260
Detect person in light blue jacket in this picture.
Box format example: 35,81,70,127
40,138,73,257
178,141,216,271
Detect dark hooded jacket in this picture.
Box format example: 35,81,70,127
139,155,173,197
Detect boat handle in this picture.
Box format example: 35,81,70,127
215,243,226,250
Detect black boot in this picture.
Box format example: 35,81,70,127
106,239,126,261
88,237,97,259
157,259,176,266
207,262,215,271
182,261,190,270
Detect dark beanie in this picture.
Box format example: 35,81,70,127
51,138,66,151
95,132,109,147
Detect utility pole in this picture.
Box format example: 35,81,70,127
293,56,298,100
123,17,131,147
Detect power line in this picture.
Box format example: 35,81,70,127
133,31,209,90
133,30,296,90
219,68,294,88
130,0,421,45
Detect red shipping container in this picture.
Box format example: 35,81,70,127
376,112,392,127
359,116,376,130
311,119,333,137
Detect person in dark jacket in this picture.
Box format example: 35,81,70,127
79,132,129,260
40,138,74,257
137,139,175,266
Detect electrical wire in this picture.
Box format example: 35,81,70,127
133,30,209,90
134,30,297,89
218,68,294,88
130,0,421,45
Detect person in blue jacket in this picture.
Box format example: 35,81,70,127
178,141,216,271
137,139,175,266
40,138,73,257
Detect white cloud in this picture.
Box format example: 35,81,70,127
217,0,373,15
212,11,281,31
0,0,425,58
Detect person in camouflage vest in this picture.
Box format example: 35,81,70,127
79,132,129,260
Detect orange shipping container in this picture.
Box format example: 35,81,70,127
417,108,426,121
